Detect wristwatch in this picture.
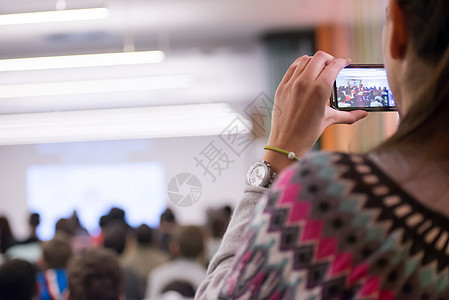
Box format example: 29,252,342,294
246,161,277,188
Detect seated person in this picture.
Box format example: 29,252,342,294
123,224,169,281
145,226,206,299
103,222,145,300
36,236,72,300
66,247,124,300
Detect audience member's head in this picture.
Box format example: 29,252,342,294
55,218,76,238
210,218,227,239
42,236,72,269
103,222,127,256
109,207,126,223
99,214,109,229
70,211,81,227
0,259,37,300
171,226,204,259
69,211,89,236
159,209,177,236
222,205,233,221
160,208,176,224
28,213,40,230
67,247,124,300
136,224,154,246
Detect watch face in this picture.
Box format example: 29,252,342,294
248,164,268,187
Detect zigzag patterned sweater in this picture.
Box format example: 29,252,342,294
196,152,449,300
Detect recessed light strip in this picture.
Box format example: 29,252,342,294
0,104,252,145
0,75,193,98
0,51,165,72
0,8,109,25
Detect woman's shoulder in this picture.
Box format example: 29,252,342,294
278,150,368,183
271,150,386,204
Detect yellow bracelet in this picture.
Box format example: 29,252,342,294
264,146,300,161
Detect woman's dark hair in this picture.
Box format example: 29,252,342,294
378,0,449,154
396,0,449,63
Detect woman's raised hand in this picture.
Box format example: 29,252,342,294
264,51,368,173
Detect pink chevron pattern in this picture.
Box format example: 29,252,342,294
316,237,338,260
348,263,369,285
274,167,296,188
287,201,311,223
358,276,380,297
278,184,301,205
329,252,353,276
218,152,449,299
301,219,324,242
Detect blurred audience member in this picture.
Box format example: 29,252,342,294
6,213,42,264
37,236,72,300
123,224,169,281
160,281,196,299
22,213,40,244
70,211,93,252
221,205,233,224
108,207,130,228
0,215,17,254
66,247,124,300
158,208,177,254
103,222,144,300
205,217,227,263
145,226,206,299
54,218,76,240
55,217,92,253
92,214,109,246
70,211,89,237
0,259,38,300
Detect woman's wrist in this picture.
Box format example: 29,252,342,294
262,149,297,174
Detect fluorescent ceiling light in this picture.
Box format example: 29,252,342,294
0,51,165,72
0,104,253,145
0,75,193,98
0,8,109,25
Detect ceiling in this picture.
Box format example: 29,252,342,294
0,0,387,140
0,0,386,59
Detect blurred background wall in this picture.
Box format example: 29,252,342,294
0,0,398,239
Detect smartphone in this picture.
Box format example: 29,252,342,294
330,64,397,111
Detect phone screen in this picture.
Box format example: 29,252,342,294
331,64,397,111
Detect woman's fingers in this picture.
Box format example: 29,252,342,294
280,55,312,85
318,57,351,87
299,51,336,81
265,51,367,173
